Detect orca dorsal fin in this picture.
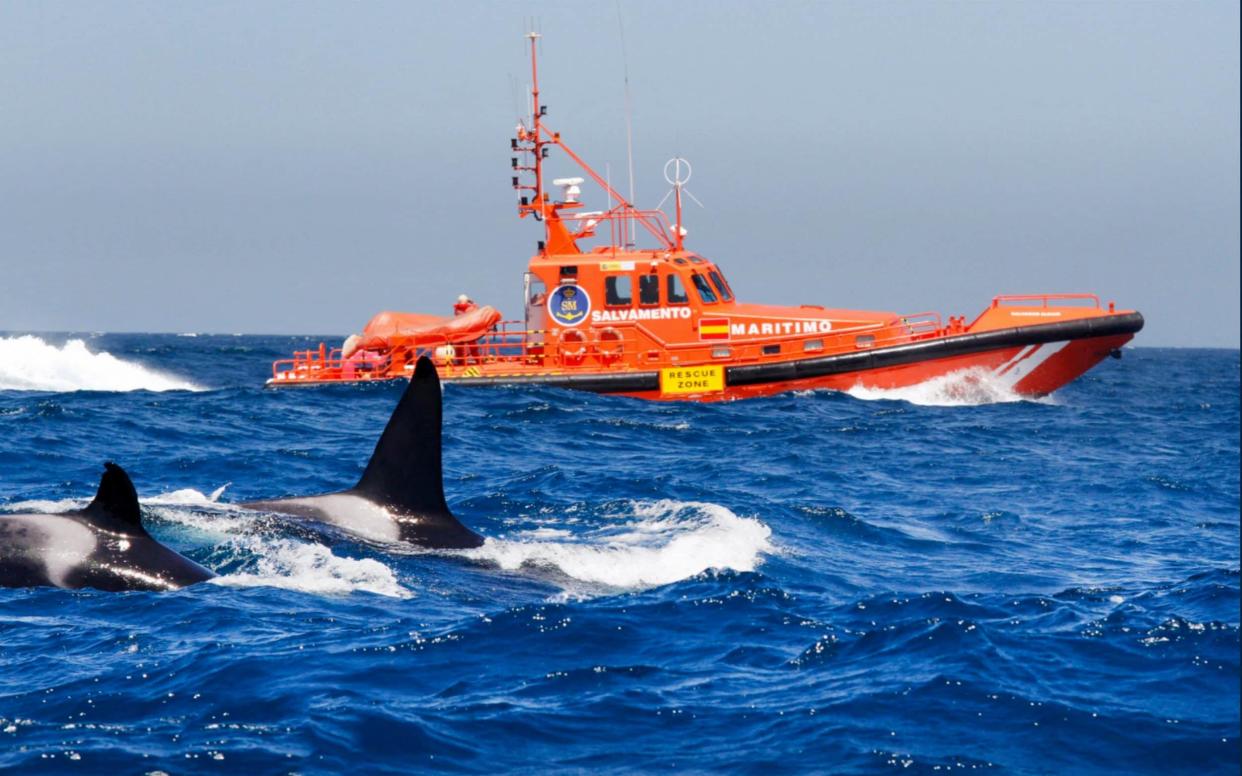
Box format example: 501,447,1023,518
82,462,146,534
352,357,450,516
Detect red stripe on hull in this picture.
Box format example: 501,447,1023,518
615,333,1134,401
1011,334,1130,395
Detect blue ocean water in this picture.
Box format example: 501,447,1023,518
0,332,1237,774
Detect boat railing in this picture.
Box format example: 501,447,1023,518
271,322,535,381
272,345,406,383
560,206,675,250
992,293,1100,309
270,310,950,383
896,312,944,339
604,311,944,367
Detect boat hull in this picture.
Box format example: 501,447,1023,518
410,312,1143,401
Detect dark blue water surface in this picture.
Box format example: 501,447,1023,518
0,333,1237,774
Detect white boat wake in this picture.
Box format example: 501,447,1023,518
843,368,1059,407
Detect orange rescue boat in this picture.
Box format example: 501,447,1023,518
269,34,1143,401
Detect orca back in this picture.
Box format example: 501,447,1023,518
78,461,146,535
0,463,214,591
351,358,482,548
353,357,451,515
241,358,483,549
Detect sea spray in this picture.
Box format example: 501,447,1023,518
148,499,410,598
0,335,200,392
461,500,773,589
843,367,1059,407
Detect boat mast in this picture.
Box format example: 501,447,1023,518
659,156,692,253
528,31,545,215
513,33,676,254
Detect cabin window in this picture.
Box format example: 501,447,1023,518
708,270,733,302
673,258,688,266
689,256,705,264
524,273,547,345
639,274,660,306
666,274,689,304
527,275,546,306
605,275,633,306
691,273,718,304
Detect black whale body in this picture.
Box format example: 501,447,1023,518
0,463,213,591
242,357,484,549
0,357,480,592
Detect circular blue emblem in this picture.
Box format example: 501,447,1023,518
547,284,591,327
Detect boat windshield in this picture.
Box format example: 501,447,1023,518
524,273,547,346
667,274,689,304
639,274,660,306
691,273,718,304
605,275,633,306
708,269,733,302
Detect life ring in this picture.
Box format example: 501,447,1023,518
434,344,457,364
596,327,624,362
560,329,588,364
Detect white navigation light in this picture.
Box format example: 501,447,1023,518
553,177,585,203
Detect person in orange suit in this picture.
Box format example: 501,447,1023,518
454,294,480,363
454,294,478,316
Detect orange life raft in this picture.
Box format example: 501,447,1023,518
348,307,503,355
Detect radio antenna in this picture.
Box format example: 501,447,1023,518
508,72,522,124
617,1,637,248
606,162,617,255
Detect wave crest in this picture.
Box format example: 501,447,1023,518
0,335,200,392
208,539,410,598
462,500,773,591
148,499,409,599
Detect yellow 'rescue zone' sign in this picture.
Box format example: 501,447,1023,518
660,365,724,395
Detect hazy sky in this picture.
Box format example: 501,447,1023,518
1,2,1237,346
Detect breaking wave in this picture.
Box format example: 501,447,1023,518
463,500,773,591
0,335,200,392
208,539,409,598
145,489,409,599
843,368,1057,407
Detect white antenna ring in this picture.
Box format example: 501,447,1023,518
664,157,692,187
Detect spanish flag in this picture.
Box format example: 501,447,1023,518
699,317,730,341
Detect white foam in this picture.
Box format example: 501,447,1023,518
461,500,773,590
2,484,234,517
1,497,85,514
209,539,409,598
844,368,1057,407
0,335,200,392
149,503,409,598
145,485,233,507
